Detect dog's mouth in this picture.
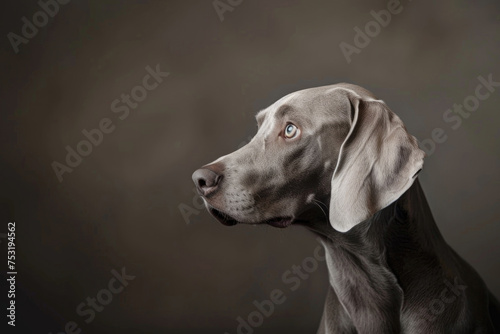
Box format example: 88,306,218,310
208,207,293,228
264,217,294,228
209,207,238,226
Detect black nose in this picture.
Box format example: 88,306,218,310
192,168,222,196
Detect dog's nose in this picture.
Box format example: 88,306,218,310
192,168,222,196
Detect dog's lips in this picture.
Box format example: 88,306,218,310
208,207,292,228
262,217,293,228
209,207,238,226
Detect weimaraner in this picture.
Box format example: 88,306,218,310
192,84,500,333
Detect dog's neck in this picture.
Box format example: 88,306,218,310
305,179,453,332
308,179,449,253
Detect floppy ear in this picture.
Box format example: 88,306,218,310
328,89,425,232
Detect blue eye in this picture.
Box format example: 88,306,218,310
284,124,298,138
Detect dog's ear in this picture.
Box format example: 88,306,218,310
328,88,425,232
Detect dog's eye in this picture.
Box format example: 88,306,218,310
284,124,298,139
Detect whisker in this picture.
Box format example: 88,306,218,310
312,198,328,221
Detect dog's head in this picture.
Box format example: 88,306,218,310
192,84,424,232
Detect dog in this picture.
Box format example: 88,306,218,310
192,83,500,333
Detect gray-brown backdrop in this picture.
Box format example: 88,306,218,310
1,0,499,333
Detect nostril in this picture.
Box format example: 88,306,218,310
198,178,207,188
192,168,222,195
